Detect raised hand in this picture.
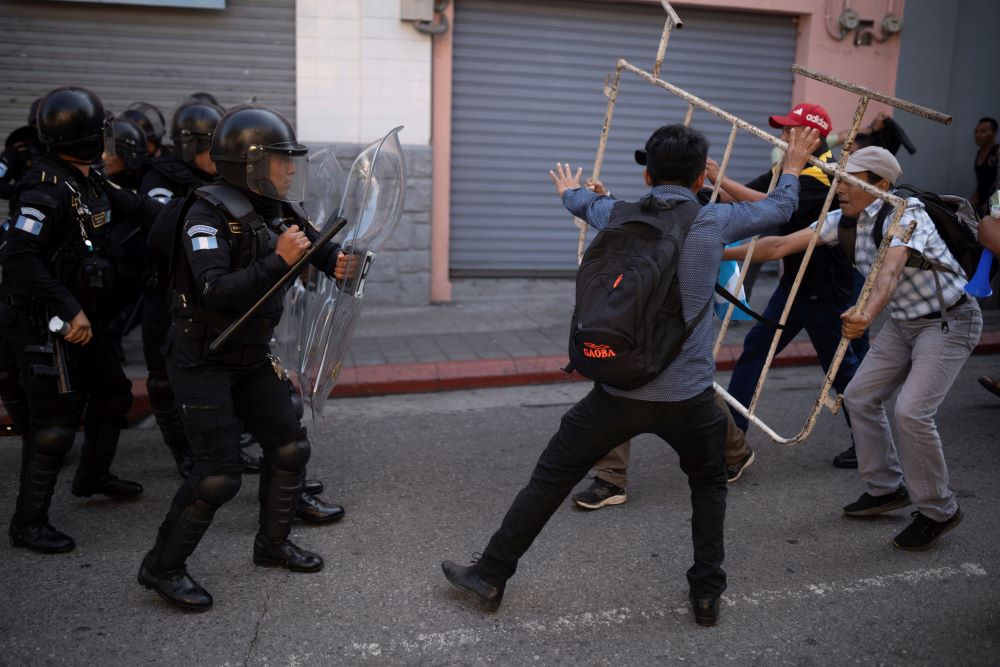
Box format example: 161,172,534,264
549,162,584,197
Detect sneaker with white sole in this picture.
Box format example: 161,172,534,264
726,448,755,483
572,477,627,510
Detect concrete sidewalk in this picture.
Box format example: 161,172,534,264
332,282,1000,397
140,275,1000,403
3,275,1000,429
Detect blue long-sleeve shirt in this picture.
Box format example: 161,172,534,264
563,174,800,401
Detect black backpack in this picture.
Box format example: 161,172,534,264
567,195,708,390
837,184,994,281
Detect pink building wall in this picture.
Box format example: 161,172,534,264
431,0,907,302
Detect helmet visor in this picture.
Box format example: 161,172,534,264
177,131,212,166
247,145,308,202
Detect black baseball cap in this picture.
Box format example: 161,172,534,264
633,124,708,185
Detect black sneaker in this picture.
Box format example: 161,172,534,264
833,445,858,469
892,507,963,551
842,486,911,516
572,477,627,510
726,448,755,484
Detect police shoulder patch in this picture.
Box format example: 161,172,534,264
148,187,174,203
191,235,219,251
187,224,218,237
13,209,44,236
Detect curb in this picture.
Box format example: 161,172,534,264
2,332,1000,434
328,331,1000,398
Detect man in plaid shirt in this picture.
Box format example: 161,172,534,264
725,146,982,551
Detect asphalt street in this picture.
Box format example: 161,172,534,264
1,356,998,666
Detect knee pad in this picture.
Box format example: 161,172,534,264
146,375,175,407
192,465,243,508
33,426,75,457
273,437,311,471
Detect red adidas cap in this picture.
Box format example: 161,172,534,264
769,103,832,137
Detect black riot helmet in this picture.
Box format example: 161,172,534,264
124,101,166,147
189,91,221,107
28,97,42,128
211,105,308,202
171,101,224,167
36,86,113,163
110,118,148,170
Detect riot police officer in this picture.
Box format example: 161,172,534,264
123,101,167,158
138,100,226,476
0,98,45,201
103,118,152,352
1,86,163,554
0,98,44,441
138,105,350,611
102,118,148,189
141,100,344,524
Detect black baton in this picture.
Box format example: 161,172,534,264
209,216,348,352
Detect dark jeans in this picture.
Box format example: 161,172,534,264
727,283,863,433
477,385,728,597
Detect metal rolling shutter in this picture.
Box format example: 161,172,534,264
449,0,797,276
0,0,295,139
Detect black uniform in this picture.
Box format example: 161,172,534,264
0,126,45,202
104,167,148,345
143,184,339,585
1,154,161,548
137,153,214,472
0,127,45,437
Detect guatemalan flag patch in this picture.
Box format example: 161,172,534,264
191,234,218,251
188,225,218,251
14,207,45,236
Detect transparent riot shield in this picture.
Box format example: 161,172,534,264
300,127,407,419
272,147,347,378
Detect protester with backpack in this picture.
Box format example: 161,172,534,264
571,104,865,508
724,146,983,551
440,124,821,627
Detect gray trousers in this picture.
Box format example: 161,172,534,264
842,301,982,522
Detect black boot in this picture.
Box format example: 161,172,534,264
137,556,212,611
139,504,217,611
252,535,323,572
72,473,143,498
304,479,323,496
254,438,323,572
9,521,75,554
74,409,142,498
295,492,345,524
11,427,76,554
441,560,505,611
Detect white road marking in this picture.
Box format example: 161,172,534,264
347,563,987,658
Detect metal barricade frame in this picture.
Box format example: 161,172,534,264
571,4,952,445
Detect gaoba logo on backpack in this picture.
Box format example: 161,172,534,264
582,342,616,359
